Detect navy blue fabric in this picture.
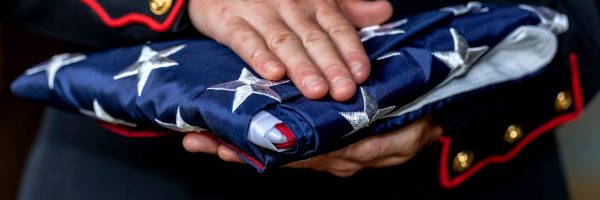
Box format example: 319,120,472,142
11,4,545,170
18,108,568,200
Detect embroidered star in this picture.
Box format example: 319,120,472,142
440,2,489,16
25,53,86,89
359,19,407,42
376,51,402,61
155,106,206,132
208,68,289,112
80,99,137,127
433,28,489,76
113,44,185,96
339,87,396,138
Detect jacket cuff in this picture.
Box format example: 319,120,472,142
438,53,583,189
80,0,188,33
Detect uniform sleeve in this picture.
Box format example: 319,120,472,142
435,0,599,189
9,0,195,47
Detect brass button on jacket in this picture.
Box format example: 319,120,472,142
505,124,523,144
555,90,573,112
453,151,474,172
149,0,172,15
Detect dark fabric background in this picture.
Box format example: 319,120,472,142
0,23,56,200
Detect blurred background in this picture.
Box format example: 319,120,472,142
1,17,599,200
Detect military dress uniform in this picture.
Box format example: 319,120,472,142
7,0,600,199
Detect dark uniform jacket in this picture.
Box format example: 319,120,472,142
6,0,600,199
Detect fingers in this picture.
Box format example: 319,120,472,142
367,155,414,168
339,0,394,28
315,5,370,84
249,16,330,100
182,132,221,154
279,4,358,101
217,145,246,163
222,17,286,80
189,0,377,101
330,116,442,162
183,132,246,164
424,123,444,145
327,129,420,162
286,155,363,177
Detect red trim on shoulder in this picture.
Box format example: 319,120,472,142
439,53,584,189
98,121,172,138
274,123,297,149
80,0,186,32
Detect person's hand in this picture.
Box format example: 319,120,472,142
285,116,442,177
182,116,443,177
187,0,393,101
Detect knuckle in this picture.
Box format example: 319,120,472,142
327,21,355,36
220,18,246,43
250,49,268,63
231,31,258,49
354,143,382,162
269,31,300,50
216,5,232,18
301,30,328,47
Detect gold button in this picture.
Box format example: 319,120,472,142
555,91,573,112
453,151,474,172
149,0,172,15
504,124,523,144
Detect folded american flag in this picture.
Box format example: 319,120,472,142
11,2,567,171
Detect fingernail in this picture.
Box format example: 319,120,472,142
186,138,205,152
351,61,368,82
333,76,354,91
350,62,363,75
264,61,280,74
302,76,326,91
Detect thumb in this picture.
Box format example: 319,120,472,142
339,0,394,28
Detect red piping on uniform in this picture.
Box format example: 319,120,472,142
439,53,584,189
98,121,172,138
80,0,185,32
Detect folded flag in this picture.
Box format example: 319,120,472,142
11,2,568,171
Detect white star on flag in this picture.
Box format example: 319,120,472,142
339,87,396,138
433,28,489,77
440,2,489,16
80,99,137,127
208,68,289,113
359,19,408,42
155,106,207,132
113,44,185,96
25,53,86,89
376,51,403,61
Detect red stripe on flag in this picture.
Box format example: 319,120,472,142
274,123,297,149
